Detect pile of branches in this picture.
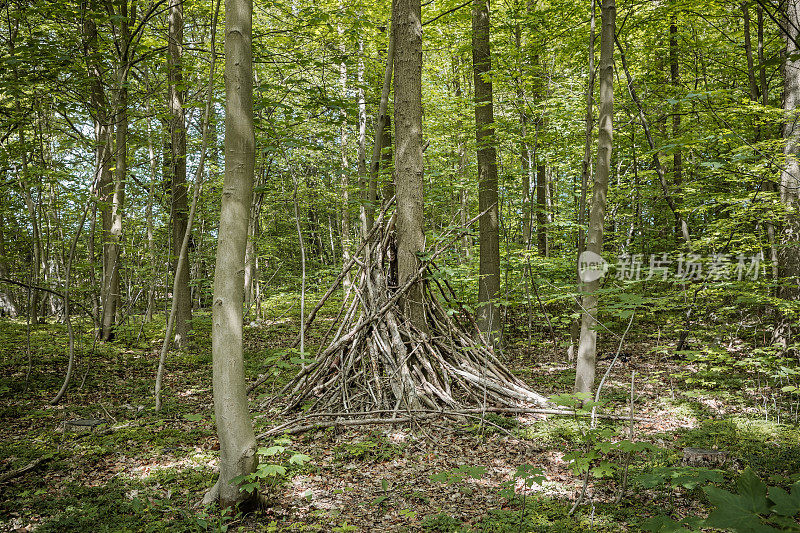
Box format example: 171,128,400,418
275,206,549,417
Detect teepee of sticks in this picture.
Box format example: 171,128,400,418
278,205,549,414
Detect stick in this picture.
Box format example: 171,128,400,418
0,456,49,484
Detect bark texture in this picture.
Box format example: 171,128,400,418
212,0,258,508
781,0,800,301
394,0,427,334
168,0,192,346
575,0,614,395
472,0,501,343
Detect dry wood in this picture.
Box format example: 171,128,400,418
0,456,50,484
273,212,550,417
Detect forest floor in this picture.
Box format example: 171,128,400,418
1,300,800,532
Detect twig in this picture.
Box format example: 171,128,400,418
0,456,50,484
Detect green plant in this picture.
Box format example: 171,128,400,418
333,431,404,463
644,469,800,532
232,437,311,494
421,513,464,532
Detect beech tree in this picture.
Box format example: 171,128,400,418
574,0,615,395
781,0,800,305
208,0,258,508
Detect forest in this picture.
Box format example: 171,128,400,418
1,0,800,530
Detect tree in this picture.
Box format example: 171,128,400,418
100,0,134,342
780,0,800,303
167,0,192,347
575,0,614,396
472,0,500,344
209,0,258,508
394,0,427,334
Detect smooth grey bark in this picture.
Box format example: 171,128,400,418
356,39,369,239
101,0,132,342
780,0,800,300
339,27,351,273
0,214,18,317
167,0,192,347
575,0,614,396
210,0,258,508
473,0,501,343
394,0,427,335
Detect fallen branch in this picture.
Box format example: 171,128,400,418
0,456,50,484
256,407,651,438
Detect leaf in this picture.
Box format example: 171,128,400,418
370,495,388,506
590,461,616,478
641,515,695,533
289,453,311,465
258,464,286,477
768,483,800,517
259,445,286,456
737,469,771,515
704,482,776,532
183,413,202,422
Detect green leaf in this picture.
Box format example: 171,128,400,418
370,495,388,506
289,453,311,465
183,413,203,422
768,483,800,517
737,469,771,515
258,464,287,477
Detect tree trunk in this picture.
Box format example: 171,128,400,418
0,214,18,317
357,39,369,239
339,34,351,274
168,0,192,347
575,0,614,396
101,1,131,342
394,0,427,334
453,55,471,262
369,15,395,224
780,0,800,301
536,163,547,256
210,0,258,508
472,0,500,344
669,14,684,247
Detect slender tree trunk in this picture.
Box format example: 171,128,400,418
357,39,369,239
579,0,595,262
394,0,427,336
339,34,351,273
145,117,158,322
369,11,395,224
209,0,258,508
168,0,192,346
453,55,471,262
575,0,614,396
536,163,547,256
0,214,18,317
669,14,684,247
514,8,532,250
473,0,501,344
101,0,132,342
780,0,800,301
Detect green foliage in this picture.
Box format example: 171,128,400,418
333,432,404,463
233,437,312,494
644,470,800,533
